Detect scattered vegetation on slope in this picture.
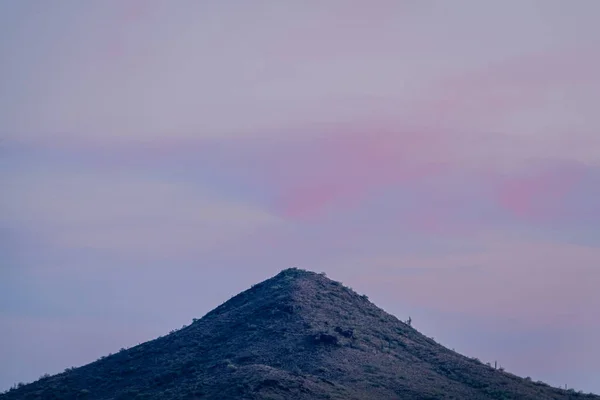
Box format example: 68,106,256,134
2,268,598,400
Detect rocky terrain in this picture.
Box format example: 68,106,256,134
2,268,597,400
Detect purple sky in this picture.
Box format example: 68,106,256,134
1,0,599,393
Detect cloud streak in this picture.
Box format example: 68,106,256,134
0,165,280,259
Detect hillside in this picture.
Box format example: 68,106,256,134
2,268,598,400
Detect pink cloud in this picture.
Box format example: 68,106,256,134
423,47,600,127
245,47,600,220
258,124,453,219
105,0,153,60
10,44,599,225
494,162,586,222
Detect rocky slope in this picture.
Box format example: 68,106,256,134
2,268,597,400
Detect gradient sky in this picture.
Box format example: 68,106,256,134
1,0,600,394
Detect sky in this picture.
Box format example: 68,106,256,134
1,0,599,394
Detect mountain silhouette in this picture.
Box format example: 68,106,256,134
2,268,597,400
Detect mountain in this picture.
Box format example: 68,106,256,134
2,268,597,400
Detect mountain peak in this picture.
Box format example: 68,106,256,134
3,268,598,400
202,267,375,328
